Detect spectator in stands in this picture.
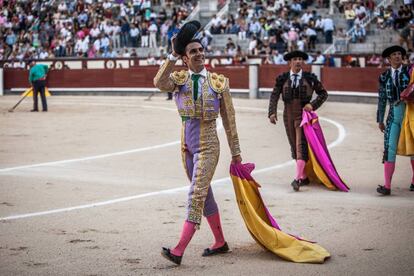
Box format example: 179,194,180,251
160,20,170,48
399,24,412,50
344,4,356,30
384,5,395,29
149,20,158,48
304,25,317,51
248,35,258,55
287,27,299,52
225,37,236,56
355,3,367,21
367,54,381,67
272,49,286,65
291,0,302,17
146,53,156,65
313,51,325,64
364,0,376,16
233,45,247,64
297,35,306,52
322,16,335,44
249,17,262,38
141,22,149,48
351,24,366,43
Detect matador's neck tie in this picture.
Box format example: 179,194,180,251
191,74,201,101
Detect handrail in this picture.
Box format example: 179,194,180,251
323,0,395,54
182,1,200,23
203,0,230,31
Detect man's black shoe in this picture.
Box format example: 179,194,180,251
202,242,229,257
161,247,182,265
291,179,300,191
377,185,391,195
42,110,48,112
299,178,310,186
410,184,414,191
30,109,38,112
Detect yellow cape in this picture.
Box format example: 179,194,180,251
397,102,414,156
231,170,330,263
21,87,51,97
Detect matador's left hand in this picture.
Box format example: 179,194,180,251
303,104,313,112
232,155,242,164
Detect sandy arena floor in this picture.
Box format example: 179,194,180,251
0,95,412,276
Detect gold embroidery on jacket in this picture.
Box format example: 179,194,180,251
208,72,228,94
171,70,189,85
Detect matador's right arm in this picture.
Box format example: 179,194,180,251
376,74,387,124
153,59,177,92
268,75,282,118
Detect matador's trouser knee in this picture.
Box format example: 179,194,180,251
283,99,308,161
384,102,406,162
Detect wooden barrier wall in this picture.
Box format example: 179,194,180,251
3,65,385,92
321,67,384,92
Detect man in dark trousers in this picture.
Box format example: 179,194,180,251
268,50,328,191
376,45,414,195
28,60,48,112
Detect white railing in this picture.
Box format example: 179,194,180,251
324,0,395,54
182,1,201,23
203,0,230,32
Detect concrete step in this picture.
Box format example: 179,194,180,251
210,34,239,47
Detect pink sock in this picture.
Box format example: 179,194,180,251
384,161,396,189
296,160,306,180
411,159,414,184
206,212,226,250
171,221,196,256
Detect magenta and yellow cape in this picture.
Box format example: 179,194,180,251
230,163,330,263
301,111,349,192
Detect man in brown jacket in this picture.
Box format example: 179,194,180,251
268,50,328,191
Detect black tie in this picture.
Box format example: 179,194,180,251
292,74,298,88
394,70,399,88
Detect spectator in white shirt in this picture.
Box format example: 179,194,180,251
313,51,326,64
130,24,140,48
148,21,158,48
322,17,335,43
304,26,317,50
272,50,287,64
112,21,121,49
301,10,313,25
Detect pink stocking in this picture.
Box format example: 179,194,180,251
384,161,396,189
171,221,196,256
296,159,306,180
411,159,414,184
206,212,226,250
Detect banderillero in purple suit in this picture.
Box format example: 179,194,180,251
154,59,241,226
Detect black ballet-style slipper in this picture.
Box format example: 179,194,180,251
202,242,230,257
299,178,310,186
161,247,182,265
410,183,414,191
291,179,300,191
377,185,391,196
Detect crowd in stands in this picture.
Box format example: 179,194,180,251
0,0,195,60
0,0,413,67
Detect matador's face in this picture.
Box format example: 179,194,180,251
289,57,304,72
387,51,403,68
183,42,205,72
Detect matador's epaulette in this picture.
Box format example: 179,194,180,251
170,70,189,85
208,72,228,93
